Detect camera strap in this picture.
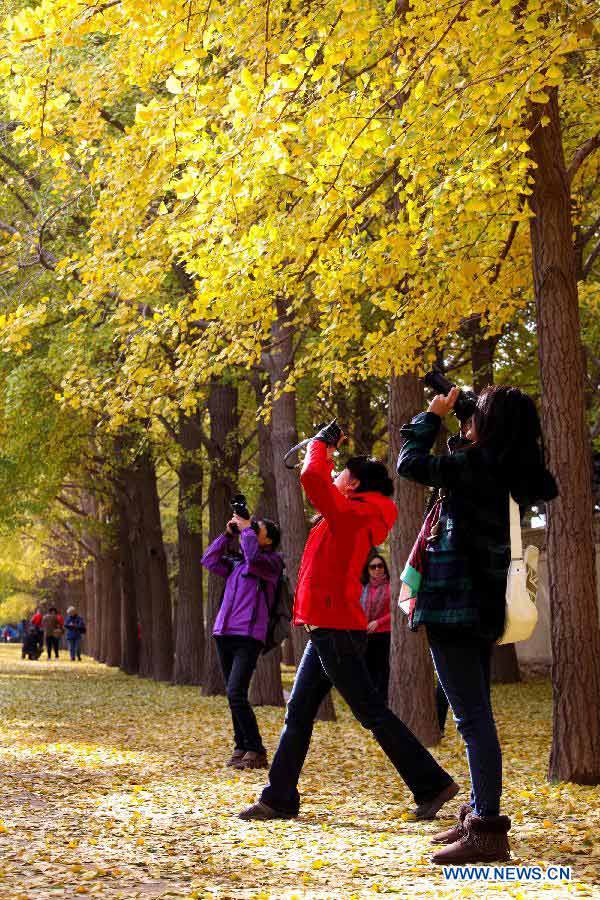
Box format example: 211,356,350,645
283,437,311,469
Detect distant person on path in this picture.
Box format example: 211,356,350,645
22,622,43,660
240,427,457,823
202,513,283,771
360,551,391,702
42,606,64,660
397,385,557,864
65,607,86,661
29,609,44,655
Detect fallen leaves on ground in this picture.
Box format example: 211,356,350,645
0,645,598,899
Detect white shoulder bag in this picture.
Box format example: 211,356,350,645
497,495,538,645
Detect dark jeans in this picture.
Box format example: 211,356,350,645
365,632,391,703
436,680,449,732
427,630,501,817
261,628,453,814
46,636,59,658
215,635,264,753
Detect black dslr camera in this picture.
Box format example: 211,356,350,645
229,494,259,535
283,419,343,469
424,368,478,423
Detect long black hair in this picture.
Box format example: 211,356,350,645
472,386,558,504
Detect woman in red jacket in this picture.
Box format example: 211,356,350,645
361,552,392,702
240,426,457,822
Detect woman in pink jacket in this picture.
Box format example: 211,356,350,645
360,552,392,702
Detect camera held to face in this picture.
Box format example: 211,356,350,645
424,368,478,424
229,494,259,535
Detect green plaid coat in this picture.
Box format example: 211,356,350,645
397,413,512,641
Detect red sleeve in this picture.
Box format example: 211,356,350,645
300,440,355,526
57,615,64,626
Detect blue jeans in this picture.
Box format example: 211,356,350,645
67,636,82,660
427,630,501,817
215,635,264,753
261,628,453,814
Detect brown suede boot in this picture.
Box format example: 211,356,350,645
239,800,296,821
237,750,268,770
431,813,511,864
226,749,245,768
431,803,472,844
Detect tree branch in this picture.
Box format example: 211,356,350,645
0,150,41,191
0,173,36,216
99,108,126,133
296,157,401,281
489,220,520,285
578,213,600,250
568,132,600,184
157,414,180,443
582,238,600,280
50,523,100,561
0,218,19,236
56,495,90,518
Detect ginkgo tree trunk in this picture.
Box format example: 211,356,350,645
202,380,240,696
174,411,205,686
528,88,600,783
388,373,441,746
263,302,335,721
249,381,285,708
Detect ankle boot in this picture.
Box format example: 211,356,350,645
431,812,511,864
431,803,472,844
237,750,268,770
226,749,245,768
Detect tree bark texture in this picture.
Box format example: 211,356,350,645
103,545,122,668
202,381,240,695
82,559,95,658
140,453,174,682
122,465,153,679
249,380,285,707
465,316,498,395
92,549,106,663
388,373,441,746
120,449,173,682
115,479,139,676
81,494,99,658
529,88,600,783
174,412,204,685
353,380,377,456
263,307,335,721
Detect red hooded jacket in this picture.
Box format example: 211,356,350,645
293,441,398,630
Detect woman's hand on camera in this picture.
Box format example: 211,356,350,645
326,433,346,461
232,513,251,531
428,387,459,418
225,519,237,536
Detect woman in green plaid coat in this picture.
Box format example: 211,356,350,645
397,385,557,866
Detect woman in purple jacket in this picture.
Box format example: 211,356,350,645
202,512,282,770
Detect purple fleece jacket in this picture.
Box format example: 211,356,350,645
201,528,283,643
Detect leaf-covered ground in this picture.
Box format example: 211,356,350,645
0,645,598,899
